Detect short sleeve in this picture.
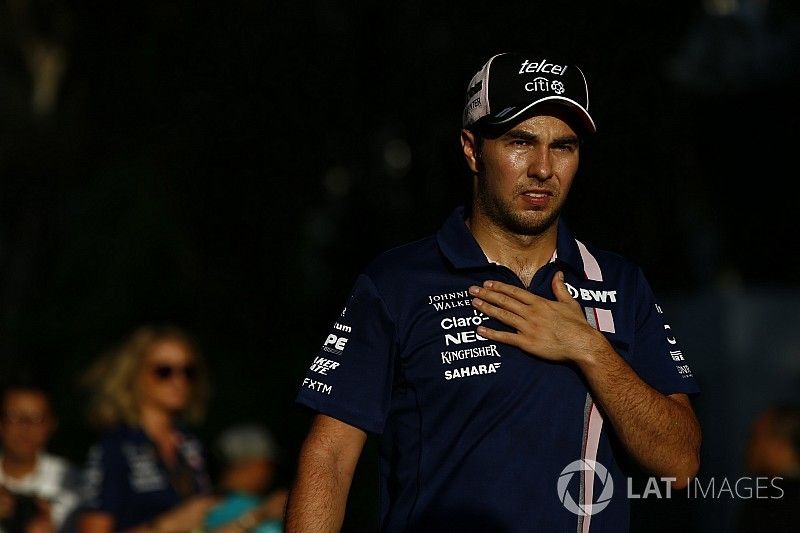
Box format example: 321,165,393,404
295,273,396,434
629,268,700,396
80,441,125,515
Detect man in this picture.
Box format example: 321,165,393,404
0,378,81,533
286,51,701,532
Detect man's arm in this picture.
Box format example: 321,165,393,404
576,351,700,487
284,414,367,533
468,273,701,488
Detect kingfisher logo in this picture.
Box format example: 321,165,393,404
557,459,614,516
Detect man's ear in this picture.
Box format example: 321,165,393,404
461,129,480,174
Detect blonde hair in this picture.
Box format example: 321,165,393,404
82,325,210,430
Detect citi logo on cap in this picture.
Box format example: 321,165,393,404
524,78,566,94
518,59,568,76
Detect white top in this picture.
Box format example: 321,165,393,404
0,453,81,532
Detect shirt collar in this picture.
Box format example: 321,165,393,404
436,205,589,279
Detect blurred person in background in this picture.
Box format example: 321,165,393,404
0,374,81,533
203,423,287,533
736,404,800,533
77,325,219,533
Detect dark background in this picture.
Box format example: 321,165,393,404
2,1,799,531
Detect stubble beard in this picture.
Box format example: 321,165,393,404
475,176,563,237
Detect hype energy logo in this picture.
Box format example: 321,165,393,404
557,460,614,516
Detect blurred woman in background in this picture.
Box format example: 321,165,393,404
77,325,218,533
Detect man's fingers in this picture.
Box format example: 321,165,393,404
551,271,572,303
479,280,540,304
469,284,533,316
551,271,583,312
475,326,523,348
471,298,527,331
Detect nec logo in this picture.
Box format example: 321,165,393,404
564,283,617,303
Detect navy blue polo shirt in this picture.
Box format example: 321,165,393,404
81,425,212,530
296,206,699,533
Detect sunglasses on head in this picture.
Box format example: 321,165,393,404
151,363,198,381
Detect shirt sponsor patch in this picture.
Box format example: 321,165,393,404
444,362,501,381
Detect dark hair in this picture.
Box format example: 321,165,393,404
0,367,54,407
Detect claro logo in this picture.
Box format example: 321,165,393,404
564,283,617,303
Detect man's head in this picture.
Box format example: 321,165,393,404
0,383,56,463
460,51,596,237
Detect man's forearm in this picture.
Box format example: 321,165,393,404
577,341,701,486
285,449,350,533
285,416,366,533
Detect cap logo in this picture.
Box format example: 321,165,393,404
518,59,568,76
463,52,595,133
524,78,565,95
466,80,483,99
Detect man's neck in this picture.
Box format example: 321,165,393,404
467,209,558,287
1,454,39,480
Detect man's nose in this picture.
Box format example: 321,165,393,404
527,148,553,181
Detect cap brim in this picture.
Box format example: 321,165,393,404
483,96,596,134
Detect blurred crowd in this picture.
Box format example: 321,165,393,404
0,325,287,533
3,322,799,533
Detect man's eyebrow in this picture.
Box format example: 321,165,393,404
502,129,580,144
503,129,538,141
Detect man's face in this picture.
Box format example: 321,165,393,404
462,111,581,236
0,390,55,462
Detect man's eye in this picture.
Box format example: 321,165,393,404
511,139,529,146
554,143,577,152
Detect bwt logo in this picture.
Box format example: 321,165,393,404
557,459,614,516
564,283,617,303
